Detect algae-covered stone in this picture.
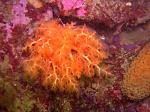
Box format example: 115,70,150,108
0,78,16,111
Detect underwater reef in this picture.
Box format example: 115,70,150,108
0,0,150,112
49,0,150,27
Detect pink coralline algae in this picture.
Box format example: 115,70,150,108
12,0,31,26
76,7,87,17
56,0,87,17
5,23,12,40
62,0,84,10
4,0,31,41
44,9,53,20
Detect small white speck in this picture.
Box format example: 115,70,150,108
101,36,105,40
14,83,17,87
126,2,132,6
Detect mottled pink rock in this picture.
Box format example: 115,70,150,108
4,0,31,41
56,0,86,16
5,23,12,40
85,0,150,27
56,0,149,27
42,9,53,21
85,0,149,26
76,8,86,17
12,0,31,26
62,0,84,10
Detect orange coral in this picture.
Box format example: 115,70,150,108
122,42,150,100
23,20,106,92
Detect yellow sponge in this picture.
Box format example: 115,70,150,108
122,42,150,100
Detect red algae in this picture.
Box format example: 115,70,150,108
23,20,106,92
